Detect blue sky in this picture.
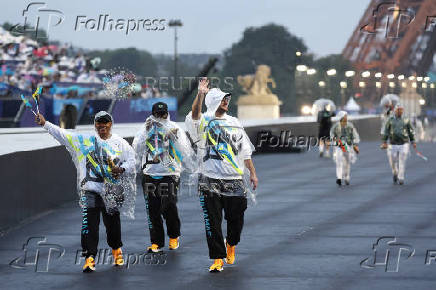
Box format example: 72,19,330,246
2,0,371,57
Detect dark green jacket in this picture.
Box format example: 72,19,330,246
330,122,360,145
382,116,415,145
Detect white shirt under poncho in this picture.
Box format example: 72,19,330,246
43,121,136,195
185,89,254,180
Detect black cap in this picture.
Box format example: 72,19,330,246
152,102,168,114
94,111,113,123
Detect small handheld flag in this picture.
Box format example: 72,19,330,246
414,147,428,161
20,94,37,116
32,87,42,114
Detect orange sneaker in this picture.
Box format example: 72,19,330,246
169,237,179,250
82,256,95,272
225,242,235,264
147,244,162,253
209,259,224,272
112,248,124,266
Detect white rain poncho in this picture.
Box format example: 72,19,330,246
380,94,400,135
43,121,137,219
132,114,196,177
330,112,360,165
185,88,256,203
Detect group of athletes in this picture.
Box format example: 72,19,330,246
317,99,416,186
34,76,417,274
35,77,257,273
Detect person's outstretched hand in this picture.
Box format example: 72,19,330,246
198,77,209,95
35,113,46,126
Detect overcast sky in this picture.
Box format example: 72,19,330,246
2,0,371,57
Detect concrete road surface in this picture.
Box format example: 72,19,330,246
1,142,435,290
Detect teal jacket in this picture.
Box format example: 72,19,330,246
330,122,360,146
382,116,415,145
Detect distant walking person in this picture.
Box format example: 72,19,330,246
330,111,360,186
318,104,335,157
381,104,416,185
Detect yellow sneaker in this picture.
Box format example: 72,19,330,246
82,256,95,273
226,242,235,264
147,244,162,253
209,259,224,272
169,237,179,250
112,248,124,266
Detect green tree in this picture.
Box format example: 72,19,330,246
221,23,308,115
88,48,158,77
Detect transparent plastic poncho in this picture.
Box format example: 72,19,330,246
312,98,336,117
133,115,197,180
186,114,257,205
65,133,136,219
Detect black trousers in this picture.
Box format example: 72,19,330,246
199,191,248,259
80,191,123,258
142,175,181,248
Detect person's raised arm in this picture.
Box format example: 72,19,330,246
35,113,73,148
192,77,209,120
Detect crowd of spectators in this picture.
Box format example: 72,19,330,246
0,26,163,100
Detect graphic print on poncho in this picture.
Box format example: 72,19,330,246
65,133,135,217
143,120,183,172
201,117,244,175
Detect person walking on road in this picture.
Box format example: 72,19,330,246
330,111,360,186
35,111,136,272
185,78,258,273
133,102,193,253
381,104,416,185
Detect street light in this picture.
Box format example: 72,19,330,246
345,71,355,77
327,69,337,76
361,71,370,78
306,68,316,75
168,19,183,85
296,65,308,72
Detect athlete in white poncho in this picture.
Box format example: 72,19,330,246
330,111,360,186
185,77,258,273
35,111,136,272
133,102,194,253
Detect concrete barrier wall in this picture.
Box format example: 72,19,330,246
246,116,381,152
0,116,381,233
0,146,76,233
